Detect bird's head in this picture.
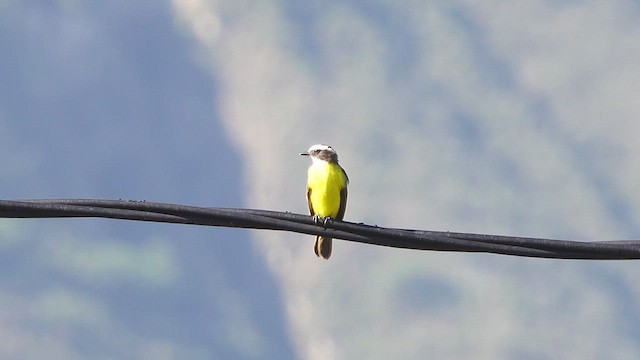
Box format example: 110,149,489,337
300,144,339,163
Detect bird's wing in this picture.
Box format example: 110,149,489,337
336,186,347,221
341,166,349,185
306,186,315,216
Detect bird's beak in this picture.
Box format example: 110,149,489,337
300,152,309,156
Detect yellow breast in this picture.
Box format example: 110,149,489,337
307,161,347,218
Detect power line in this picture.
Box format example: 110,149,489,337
1,198,639,260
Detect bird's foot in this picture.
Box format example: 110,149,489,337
312,215,333,228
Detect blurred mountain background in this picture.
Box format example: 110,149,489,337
2,0,640,359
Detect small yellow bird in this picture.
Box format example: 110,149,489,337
300,144,349,259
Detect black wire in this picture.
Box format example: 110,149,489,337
1,199,639,260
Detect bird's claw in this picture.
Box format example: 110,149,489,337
312,215,333,228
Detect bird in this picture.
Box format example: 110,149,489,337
300,144,349,259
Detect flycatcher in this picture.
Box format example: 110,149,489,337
300,144,349,259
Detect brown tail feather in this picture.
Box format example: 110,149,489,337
314,236,332,259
